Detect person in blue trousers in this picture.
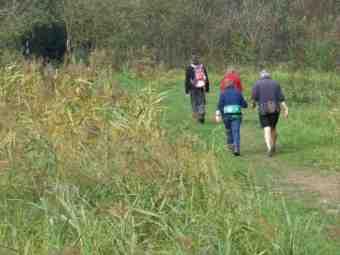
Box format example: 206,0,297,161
216,78,248,156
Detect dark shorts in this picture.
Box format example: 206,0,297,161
259,113,280,128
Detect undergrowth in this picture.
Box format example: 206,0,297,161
0,61,339,254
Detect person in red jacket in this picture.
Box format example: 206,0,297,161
220,68,243,93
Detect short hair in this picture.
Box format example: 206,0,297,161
260,70,270,78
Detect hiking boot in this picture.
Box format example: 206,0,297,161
233,151,241,156
233,147,241,156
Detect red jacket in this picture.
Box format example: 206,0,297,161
220,72,243,92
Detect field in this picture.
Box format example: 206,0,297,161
0,62,340,254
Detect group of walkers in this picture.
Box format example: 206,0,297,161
185,52,289,157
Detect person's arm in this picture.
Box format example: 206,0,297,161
204,66,210,93
281,101,289,118
185,67,191,95
277,85,288,118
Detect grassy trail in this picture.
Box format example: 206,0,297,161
163,78,340,215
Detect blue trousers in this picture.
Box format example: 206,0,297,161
224,118,241,152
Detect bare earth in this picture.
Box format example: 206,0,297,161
286,172,340,204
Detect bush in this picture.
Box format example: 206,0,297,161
304,40,338,70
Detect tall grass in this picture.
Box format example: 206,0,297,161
0,62,338,254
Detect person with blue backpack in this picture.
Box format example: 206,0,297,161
216,78,248,156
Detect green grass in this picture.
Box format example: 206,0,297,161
160,68,340,252
0,63,339,254
161,68,340,171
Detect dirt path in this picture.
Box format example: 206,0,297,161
286,171,340,211
240,123,340,215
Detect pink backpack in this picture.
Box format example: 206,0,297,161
192,64,206,88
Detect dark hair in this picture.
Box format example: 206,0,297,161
191,48,199,56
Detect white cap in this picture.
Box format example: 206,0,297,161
260,70,270,78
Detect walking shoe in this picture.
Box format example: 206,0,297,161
267,148,274,157
233,151,241,156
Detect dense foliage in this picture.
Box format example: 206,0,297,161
0,0,339,68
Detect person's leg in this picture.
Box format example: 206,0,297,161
191,89,205,123
224,119,233,150
260,114,274,156
198,111,205,123
197,89,206,123
231,119,241,155
227,128,233,150
270,113,280,152
271,128,277,152
264,126,273,155
190,90,199,120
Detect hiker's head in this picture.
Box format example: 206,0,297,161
191,52,200,65
260,70,270,79
224,78,234,88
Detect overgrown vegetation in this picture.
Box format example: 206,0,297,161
1,0,340,68
1,1,340,254
0,61,339,254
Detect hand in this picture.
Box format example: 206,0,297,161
215,115,222,123
283,109,289,119
281,102,289,118
215,111,222,123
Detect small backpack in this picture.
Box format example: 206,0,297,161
259,101,280,115
192,64,206,88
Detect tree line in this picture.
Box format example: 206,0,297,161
0,0,339,69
